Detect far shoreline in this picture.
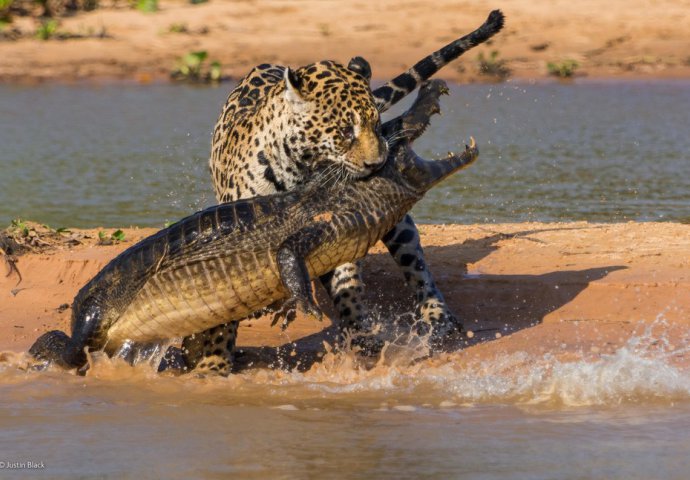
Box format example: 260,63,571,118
1,1,688,88
3,72,690,89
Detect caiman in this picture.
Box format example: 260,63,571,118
29,80,479,371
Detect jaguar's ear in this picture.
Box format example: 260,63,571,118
284,67,305,105
347,56,372,82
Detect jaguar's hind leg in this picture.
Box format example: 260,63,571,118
321,261,367,332
182,322,238,377
321,262,388,354
382,214,461,344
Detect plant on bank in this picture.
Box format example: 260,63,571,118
98,229,126,245
477,50,511,81
171,50,224,84
0,0,12,28
547,59,579,78
35,17,58,39
134,0,157,13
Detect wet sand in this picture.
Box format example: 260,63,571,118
1,0,689,83
2,222,688,369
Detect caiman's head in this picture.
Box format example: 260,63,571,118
380,79,480,193
281,58,388,178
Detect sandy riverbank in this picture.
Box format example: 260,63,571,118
2,222,688,370
1,0,689,84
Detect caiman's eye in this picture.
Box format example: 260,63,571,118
340,126,355,142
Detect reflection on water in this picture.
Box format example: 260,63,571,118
1,323,690,479
1,80,689,228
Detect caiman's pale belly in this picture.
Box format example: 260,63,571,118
105,221,384,345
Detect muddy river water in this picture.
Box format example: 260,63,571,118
2,326,690,479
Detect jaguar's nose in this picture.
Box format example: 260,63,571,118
363,137,389,171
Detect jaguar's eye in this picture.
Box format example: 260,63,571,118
340,126,355,142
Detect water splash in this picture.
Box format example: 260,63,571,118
2,321,689,409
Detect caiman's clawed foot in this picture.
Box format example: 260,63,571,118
271,296,323,330
414,79,449,117
29,330,87,370
381,79,449,145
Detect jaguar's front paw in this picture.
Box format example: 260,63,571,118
415,297,463,347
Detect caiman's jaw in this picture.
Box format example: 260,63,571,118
400,136,479,193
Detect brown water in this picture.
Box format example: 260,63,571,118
2,325,690,479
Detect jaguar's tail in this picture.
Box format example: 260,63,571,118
373,9,505,112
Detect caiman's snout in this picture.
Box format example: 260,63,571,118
404,136,479,191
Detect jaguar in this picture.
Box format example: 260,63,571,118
187,10,505,373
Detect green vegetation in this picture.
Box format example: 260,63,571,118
9,218,30,237
2,219,77,254
477,50,511,81
171,50,224,84
178,50,206,77
168,22,188,33
0,0,12,27
0,0,98,21
547,59,579,79
98,229,126,245
209,60,221,82
135,0,157,13
35,18,58,39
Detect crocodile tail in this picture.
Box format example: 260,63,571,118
373,9,505,112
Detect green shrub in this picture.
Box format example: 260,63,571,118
35,18,58,40
171,50,223,84
547,59,579,78
477,50,511,81
98,229,125,245
135,0,158,13
168,22,187,33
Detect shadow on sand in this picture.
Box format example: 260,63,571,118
233,227,626,372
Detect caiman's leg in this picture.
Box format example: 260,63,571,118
270,224,326,329
171,224,329,375
381,79,448,146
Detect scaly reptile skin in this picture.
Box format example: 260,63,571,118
29,80,479,371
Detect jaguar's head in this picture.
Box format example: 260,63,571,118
281,58,388,178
